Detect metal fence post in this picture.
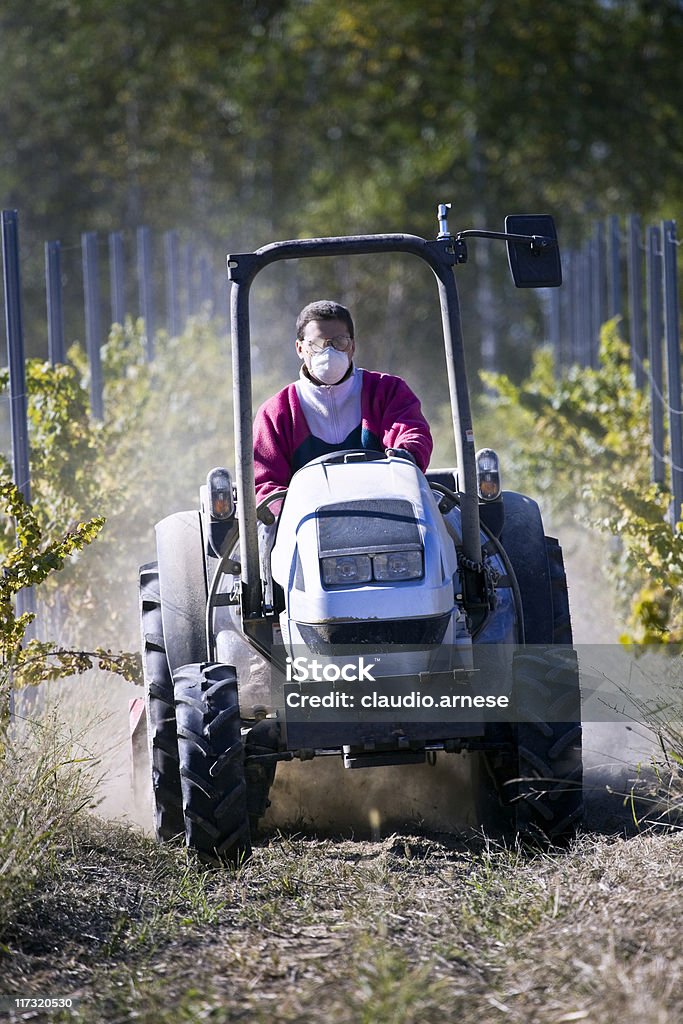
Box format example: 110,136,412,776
607,214,622,319
182,242,195,323
109,231,126,326
164,230,181,337
137,226,155,359
568,251,580,364
584,238,596,367
646,225,665,486
82,231,104,421
45,240,66,365
2,210,35,623
592,220,607,353
627,214,645,388
548,285,561,367
581,241,595,367
662,220,683,524
559,251,572,368
198,254,214,316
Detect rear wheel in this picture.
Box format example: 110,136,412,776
479,536,583,843
244,718,281,835
512,645,583,842
174,662,251,865
139,562,184,842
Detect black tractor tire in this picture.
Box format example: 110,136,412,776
174,662,251,865
545,535,573,644
512,645,583,842
477,535,583,843
500,491,554,643
244,718,281,835
139,562,185,842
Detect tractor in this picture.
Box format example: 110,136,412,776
136,204,582,862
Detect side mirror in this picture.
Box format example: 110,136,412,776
505,214,562,288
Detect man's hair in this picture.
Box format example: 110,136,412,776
295,300,354,341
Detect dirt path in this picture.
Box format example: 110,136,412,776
3,524,678,1023
1,820,681,1024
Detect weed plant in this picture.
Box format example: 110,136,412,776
0,708,101,939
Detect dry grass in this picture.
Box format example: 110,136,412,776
1,819,682,1024
638,729,683,829
2,664,682,1024
0,702,103,941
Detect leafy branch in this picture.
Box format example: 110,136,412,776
483,319,683,642
0,477,141,725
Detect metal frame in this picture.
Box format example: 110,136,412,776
226,211,559,633
227,228,481,628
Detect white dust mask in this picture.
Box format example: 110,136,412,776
309,347,350,385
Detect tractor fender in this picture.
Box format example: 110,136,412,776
156,510,208,674
499,491,553,644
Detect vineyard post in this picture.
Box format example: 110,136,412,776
587,236,599,367
574,248,585,364
559,251,571,368
646,225,665,487
582,241,594,365
182,242,195,321
548,282,561,367
82,231,104,421
607,214,622,319
109,231,126,326
199,253,213,315
627,215,645,389
574,247,586,364
662,220,683,524
593,220,607,346
565,250,577,364
45,240,66,365
137,226,155,360
164,230,181,338
2,210,35,624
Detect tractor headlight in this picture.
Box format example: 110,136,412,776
321,554,373,586
321,550,423,587
476,448,501,501
372,550,423,581
207,466,235,520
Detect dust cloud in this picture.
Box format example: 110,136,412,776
561,526,662,832
38,488,664,842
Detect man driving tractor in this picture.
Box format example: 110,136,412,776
253,299,433,504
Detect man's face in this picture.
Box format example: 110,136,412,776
295,318,356,371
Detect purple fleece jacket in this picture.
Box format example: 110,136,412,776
253,369,433,504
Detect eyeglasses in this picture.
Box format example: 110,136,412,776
302,335,353,353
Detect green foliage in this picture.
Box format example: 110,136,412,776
0,477,140,724
2,0,683,388
0,316,243,649
483,319,683,642
3,0,681,239
0,474,139,930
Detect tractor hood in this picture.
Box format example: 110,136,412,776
270,454,459,633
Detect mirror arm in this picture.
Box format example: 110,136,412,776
455,229,558,253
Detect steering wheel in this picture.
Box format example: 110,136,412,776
304,448,387,468
256,489,288,525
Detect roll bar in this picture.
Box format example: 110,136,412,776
227,224,479,619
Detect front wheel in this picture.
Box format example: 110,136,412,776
174,662,251,865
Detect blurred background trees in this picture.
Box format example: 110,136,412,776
0,0,681,401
